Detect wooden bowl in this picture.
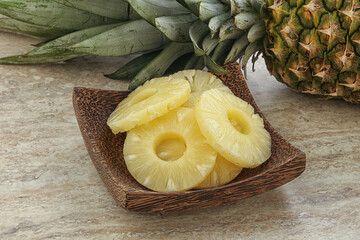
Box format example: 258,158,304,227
73,63,306,213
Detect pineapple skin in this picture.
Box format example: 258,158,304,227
264,0,360,103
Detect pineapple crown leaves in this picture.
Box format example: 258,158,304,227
0,0,268,90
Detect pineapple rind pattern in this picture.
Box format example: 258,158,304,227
265,0,360,102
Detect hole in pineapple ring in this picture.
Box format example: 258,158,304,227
227,108,251,135
155,133,187,162
131,88,158,105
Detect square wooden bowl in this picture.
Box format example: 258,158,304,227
73,63,306,213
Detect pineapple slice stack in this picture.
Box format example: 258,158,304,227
195,154,242,190
107,70,271,192
170,70,233,108
196,89,271,168
107,76,190,134
124,107,217,192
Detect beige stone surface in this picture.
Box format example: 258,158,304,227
1,32,360,240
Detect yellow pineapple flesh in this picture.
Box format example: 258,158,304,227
195,154,242,189
123,107,217,192
170,70,232,107
195,89,271,168
107,77,190,134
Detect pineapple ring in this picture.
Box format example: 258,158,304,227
124,107,217,192
107,77,191,134
195,89,271,168
170,70,232,108
195,154,242,189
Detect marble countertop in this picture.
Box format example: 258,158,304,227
1,31,359,240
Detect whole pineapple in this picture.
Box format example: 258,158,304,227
265,0,360,102
0,0,359,102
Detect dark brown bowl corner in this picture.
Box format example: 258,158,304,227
72,63,306,214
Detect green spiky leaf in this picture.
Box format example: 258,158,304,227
182,0,201,15
106,51,162,80
230,0,253,15
247,21,265,43
189,20,210,56
219,18,243,42
208,12,231,38
129,42,194,89
0,17,69,39
225,35,249,63
164,52,194,75
68,20,169,57
155,14,197,42
211,39,234,65
198,0,229,22
184,53,205,69
202,33,219,53
250,0,263,13
241,40,262,77
127,0,189,25
0,23,125,64
53,0,130,20
29,23,125,55
0,0,118,30
204,55,229,74
234,11,261,30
